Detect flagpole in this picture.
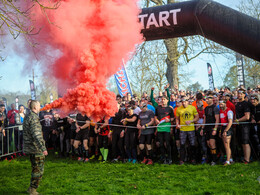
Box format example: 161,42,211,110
122,59,133,96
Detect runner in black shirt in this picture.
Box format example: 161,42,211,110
110,104,126,162
235,89,251,164
68,113,77,157
63,116,72,157
121,107,138,163
53,113,66,156
249,94,260,158
40,109,54,149
201,95,219,165
74,113,90,162
154,96,174,164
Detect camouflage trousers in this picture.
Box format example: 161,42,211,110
29,154,45,189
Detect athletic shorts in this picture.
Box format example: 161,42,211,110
221,126,233,137
139,134,153,145
75,130,89,141
205,129,217,141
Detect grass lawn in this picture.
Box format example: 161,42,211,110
0,154,259,194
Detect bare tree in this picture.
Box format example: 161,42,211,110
238,0,260,87
37,76,58,105
0,0,60,59
140,0,230,89
128,41,168,96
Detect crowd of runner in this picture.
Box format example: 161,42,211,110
0,84,260,165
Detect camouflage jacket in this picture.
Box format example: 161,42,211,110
23,111,46,154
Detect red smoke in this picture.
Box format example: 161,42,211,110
30,0,142,121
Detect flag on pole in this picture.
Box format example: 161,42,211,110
29,80,36,100
207,63,215,90
114,65,132,97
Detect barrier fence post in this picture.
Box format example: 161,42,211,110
0,125,23,158
12,127,15,153
7,129,9,154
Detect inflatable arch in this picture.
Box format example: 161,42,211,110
139,0,260,62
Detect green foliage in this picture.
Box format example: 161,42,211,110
223,66,238,90
0,90,31,107
186,81,203,92
0,155,259,194
243,57,260,88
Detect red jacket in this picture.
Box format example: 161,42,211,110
7,109,18,125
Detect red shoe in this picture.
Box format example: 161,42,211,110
242,159,249,164
141,157,148,164
84,158,89,162
78,157,84,161
146,159,153,165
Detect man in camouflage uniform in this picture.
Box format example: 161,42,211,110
23,100,48,195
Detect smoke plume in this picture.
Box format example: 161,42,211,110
30,0,142,120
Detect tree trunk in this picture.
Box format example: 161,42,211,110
164,38,179,88
150,0,179,88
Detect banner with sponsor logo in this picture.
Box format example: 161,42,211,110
207,63,215,91
114,66,132,97
236,53,245,87
29,80,36,100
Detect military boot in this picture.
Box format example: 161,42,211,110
28,187,39,195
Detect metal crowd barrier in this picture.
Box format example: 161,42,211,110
0,125,23,158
